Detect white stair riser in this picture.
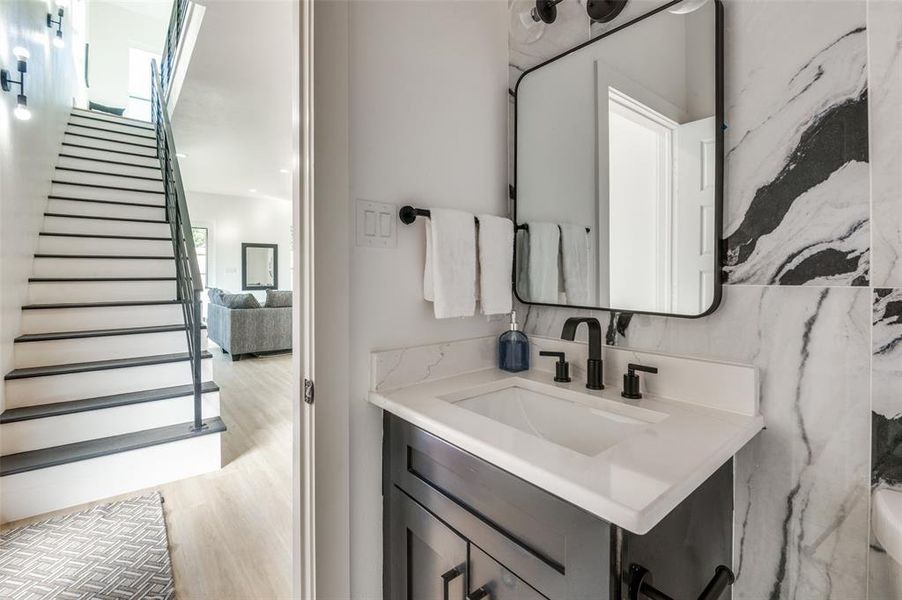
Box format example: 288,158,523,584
43,215,170,237
1,392,220,454
37,235,174,256
46,199,166,221
0,433,221,523
63,133,157,157
66,124,156,146
53,170,164,193
33,257,176,278
28,280,177,304
5,358,213,408
14,330,207,368
69,114,155,137
57,155,162,179
50,182,165,204
71,109,153,128
21,303,184,334
60,145,160,168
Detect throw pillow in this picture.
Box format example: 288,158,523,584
220,293,261,309
265,289,292,308
88,101,126,116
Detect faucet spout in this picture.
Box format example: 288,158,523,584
560,317,604,390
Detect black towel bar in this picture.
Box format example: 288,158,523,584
398,205,589,233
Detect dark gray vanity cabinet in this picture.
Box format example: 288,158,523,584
383,413,734,600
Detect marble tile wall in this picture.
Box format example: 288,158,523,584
508,0,902,597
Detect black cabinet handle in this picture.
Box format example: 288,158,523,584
441,567,462,600
467,586,490,600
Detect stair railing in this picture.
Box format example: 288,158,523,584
151,59,205,432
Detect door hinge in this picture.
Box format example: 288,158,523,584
304,378,314,405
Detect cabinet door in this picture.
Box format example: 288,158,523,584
388,486,468,600
468,546,547,600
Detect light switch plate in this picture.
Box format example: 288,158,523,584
356,199,397,248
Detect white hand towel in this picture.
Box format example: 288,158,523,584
476,214,513,315
423,208,477,318
527,222,560,303
559,224,590,305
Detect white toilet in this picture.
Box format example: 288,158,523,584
872,488,902,598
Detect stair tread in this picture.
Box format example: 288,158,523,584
0,381,220,424
40,232,172,241
15,323,204,343
62,142,158,160
22,300,184,309
34,254,175,259
48,195,164,209
51,180,164,194
4,350,212,380
67,122,155,140
71,109,153,128
44,212,167,224
58,153,161,170
64,132,157,149
55,166,162,181
0,416,226,476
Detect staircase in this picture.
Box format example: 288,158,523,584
0,105,225,523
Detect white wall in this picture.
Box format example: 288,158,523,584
86,0,167,108
1,0,85,412
186,191,292,301
347,0,509,596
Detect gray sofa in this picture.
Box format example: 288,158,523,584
206,290,292,360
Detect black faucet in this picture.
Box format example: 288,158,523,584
560,317,604,390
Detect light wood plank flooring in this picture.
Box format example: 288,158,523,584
1,348,294,599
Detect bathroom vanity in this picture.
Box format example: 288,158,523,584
371,338,763,600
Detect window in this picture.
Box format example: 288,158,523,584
125,47,161,121
193,227,209,288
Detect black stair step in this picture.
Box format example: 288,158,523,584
22,299,184,310
51,180,164,195
64,132,157,150
40,232,172,241
62,142,158,160
29,276,176,282
71,109,153,128
34,254,174,260
4,350,213,380
58,153,161,171
15,323,202,343
0,416,226,476
48,195,164,209
0,381,220,424
44,212,167,224
67,122,155,140
55,166,162,182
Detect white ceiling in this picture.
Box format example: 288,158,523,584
171,0,293,201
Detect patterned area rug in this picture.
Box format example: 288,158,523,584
0,493,175,599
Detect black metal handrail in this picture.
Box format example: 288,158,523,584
160,0,188,91
150,58,204,432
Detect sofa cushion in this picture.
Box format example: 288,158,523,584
265,290,292,308
220,293,261,309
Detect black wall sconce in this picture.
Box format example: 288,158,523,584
47,7,65,48
1,48,31,121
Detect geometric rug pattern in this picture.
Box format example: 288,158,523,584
0,493,174,599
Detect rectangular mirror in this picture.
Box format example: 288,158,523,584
242,243,279,290
514,0,722,317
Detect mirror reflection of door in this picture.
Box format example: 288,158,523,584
242,243,278,290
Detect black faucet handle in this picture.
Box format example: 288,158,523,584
628,363,658,375
623,363,657,399
539,351,571,383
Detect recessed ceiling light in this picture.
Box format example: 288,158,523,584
279,168,289,174
12,47,30,60
249,188,257,193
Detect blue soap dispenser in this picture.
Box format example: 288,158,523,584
498,311,530,373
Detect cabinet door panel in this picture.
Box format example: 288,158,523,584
469,545,548,600
388,485,468,600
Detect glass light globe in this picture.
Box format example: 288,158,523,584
14,105,32,121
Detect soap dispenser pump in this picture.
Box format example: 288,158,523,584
498,311,530,373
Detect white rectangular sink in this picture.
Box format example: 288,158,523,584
440,379,667,457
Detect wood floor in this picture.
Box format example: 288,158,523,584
1,347,294,599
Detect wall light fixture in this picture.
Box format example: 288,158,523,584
1,48,31,120
47,8,65,48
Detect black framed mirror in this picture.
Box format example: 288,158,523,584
241,243,278,290
514,0,723,318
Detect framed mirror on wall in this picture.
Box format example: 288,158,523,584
514,0,723,318
242,242,279,290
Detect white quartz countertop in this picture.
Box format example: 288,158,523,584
370,367,764,535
